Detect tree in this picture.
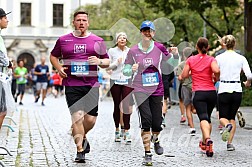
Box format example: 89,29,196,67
244,0,252,53
145,0,244,50
72,0,165,47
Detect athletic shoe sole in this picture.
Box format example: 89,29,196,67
206,139,213,157
221,125,232,142
115,138,121,142
143,162,153,166
237,111,245,128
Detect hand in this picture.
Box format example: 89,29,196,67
132,62,139,72
243,81,251,88
169,47,178,55
117,57,123,64
178,75,183,81
106,69,112,75
58,67,68,78
88,56,100,65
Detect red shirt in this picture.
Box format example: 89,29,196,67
52,73,61,85
186,54,216,91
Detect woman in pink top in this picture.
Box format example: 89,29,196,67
179,37,220,157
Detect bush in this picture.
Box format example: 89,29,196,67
241,52,252,106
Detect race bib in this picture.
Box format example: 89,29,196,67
142,72,159,86
41,69,46,74
115,79,128,85
71,61,89,76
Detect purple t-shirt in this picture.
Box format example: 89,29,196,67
51,33,109,87
125,42,170,96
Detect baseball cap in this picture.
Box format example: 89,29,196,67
140,20,155,31
0,8,11,17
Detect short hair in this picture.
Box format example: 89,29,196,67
17,59,24,64
73,11,89,19
183,47,193,58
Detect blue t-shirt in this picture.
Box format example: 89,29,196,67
35,64,49,82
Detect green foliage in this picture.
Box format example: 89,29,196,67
144,0,244,50
241,88,252,106
241,52,252,106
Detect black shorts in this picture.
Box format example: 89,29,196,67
134,92,163,132
218,92,242,120
178,83,182,100
17,84,26,95
65,86,99,116
193,90,217,123
162,72,174,98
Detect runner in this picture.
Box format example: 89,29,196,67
34,56,50,106
14,59,28,105
177,47,196,135
123,20,177,166
107,32,133,143
215,35,252,151
179,37,220,157
0,8,12,129
50,10,109,163
215,36,246,128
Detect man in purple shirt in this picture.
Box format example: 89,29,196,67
50,11,109,163
123,20,178,166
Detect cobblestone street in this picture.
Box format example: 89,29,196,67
1,94,252,167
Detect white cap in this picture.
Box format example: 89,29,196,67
115,32,127,42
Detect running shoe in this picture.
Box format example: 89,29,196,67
82,139,90,154
19,102,23,105
35,96,40,103
188,128,196,136
41,102,45,106
227,143,235,151
142,153,153,166
115,131,121,142
218,124,223,130
237,110,245,128
180,116,186,124
205,138,213,157
221,124,232,142
199,140,206,151
124,132,132,143
153,140,164,155
75,151,85,163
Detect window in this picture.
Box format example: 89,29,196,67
53,4,63,27
21,3,32,26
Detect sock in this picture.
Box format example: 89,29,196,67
145,151,151,154
152,134,158,142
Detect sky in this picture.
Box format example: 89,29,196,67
81,0,102,5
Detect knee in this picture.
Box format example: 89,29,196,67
198,113,211,123
71,110,85,125
152,124,163,132
0,112,7,118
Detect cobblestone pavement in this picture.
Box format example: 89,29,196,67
0,94,252,167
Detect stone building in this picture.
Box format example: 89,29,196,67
0,0,101,71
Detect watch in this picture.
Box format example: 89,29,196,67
99,59,103,65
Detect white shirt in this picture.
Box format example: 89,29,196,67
107,46,130,80
216,50,252,94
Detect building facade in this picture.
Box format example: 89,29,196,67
0,0,101,71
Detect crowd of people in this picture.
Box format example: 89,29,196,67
10,56,64,106
1,8,252,166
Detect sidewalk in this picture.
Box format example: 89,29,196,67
0,94,252,166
